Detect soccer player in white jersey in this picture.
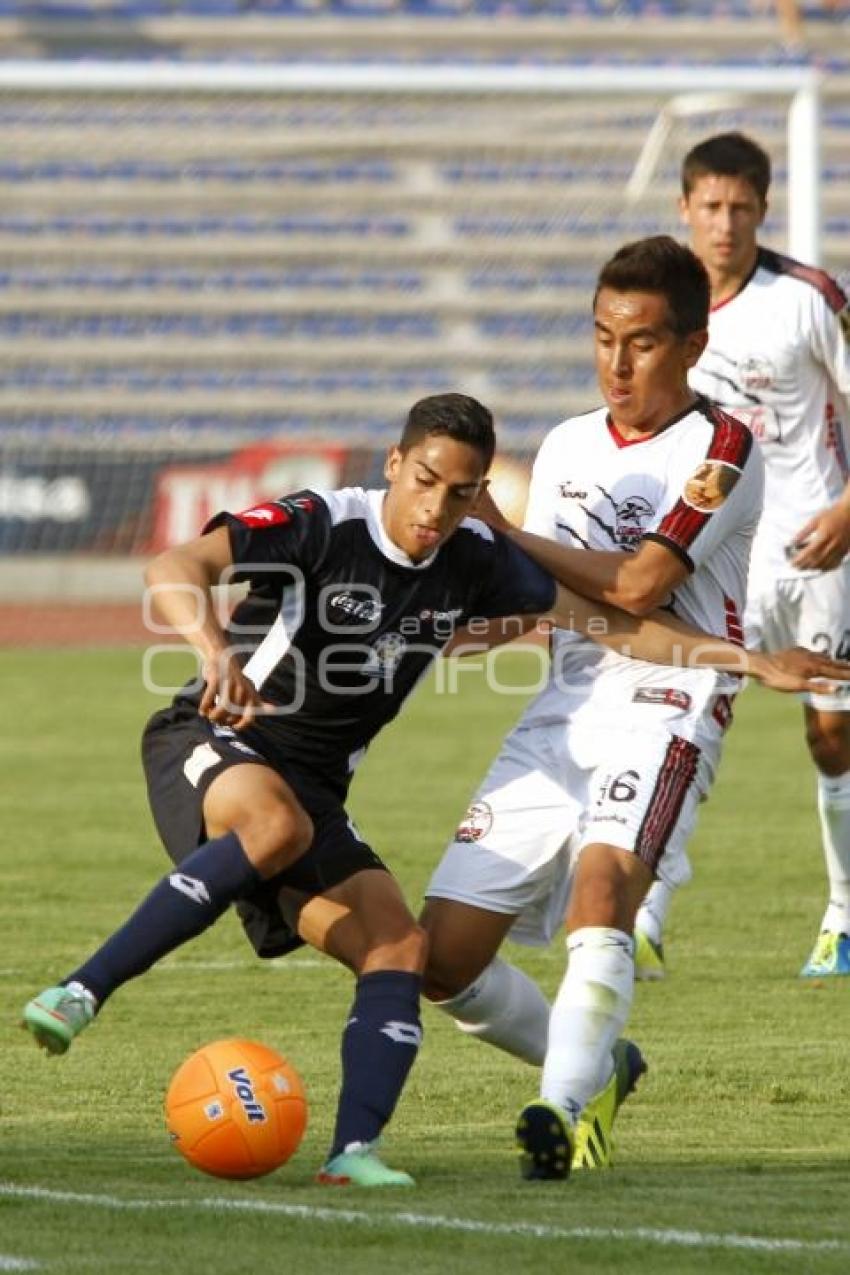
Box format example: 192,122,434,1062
634,132,850,979
421,236,765,1178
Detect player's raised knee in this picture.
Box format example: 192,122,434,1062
236,801,314,876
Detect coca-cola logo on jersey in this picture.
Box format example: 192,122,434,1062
739,354,775,392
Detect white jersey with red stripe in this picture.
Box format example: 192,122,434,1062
689,246,850,580
426,398,762,941
519,397,764,746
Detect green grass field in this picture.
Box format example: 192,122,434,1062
2,647,850,1274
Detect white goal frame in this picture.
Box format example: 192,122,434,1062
0,60,825,263
0,59,824,263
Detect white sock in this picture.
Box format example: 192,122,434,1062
541,927,634,1122
817,771,850,934
435,957,550,1066
634,878,676,947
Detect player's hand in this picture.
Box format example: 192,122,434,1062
199,651,275,731
789,504,850,572
748,645,850,694
473,486,515,534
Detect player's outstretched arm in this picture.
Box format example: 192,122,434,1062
543,582,850,694
475,488,685,615
144,527,273,729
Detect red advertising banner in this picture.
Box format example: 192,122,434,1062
150,443,348,551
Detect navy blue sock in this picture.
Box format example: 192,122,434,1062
329,970,423,1159
65,832,260,1006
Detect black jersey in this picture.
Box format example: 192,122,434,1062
187,486,555,783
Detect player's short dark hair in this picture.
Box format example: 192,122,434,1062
400,393,496,471
593,234,710,336
681,131,771,204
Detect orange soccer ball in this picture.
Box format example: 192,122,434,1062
165,1037,308,1179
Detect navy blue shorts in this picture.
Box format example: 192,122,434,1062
141,702,387,958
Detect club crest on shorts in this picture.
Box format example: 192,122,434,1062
633,687,692,711
454,800,493,844
683,460,741,512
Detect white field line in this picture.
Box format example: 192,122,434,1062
0,1258,40,1271
1,1182,846,1256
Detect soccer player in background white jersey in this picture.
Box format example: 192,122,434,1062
421,236,766,1178
634,132,850,980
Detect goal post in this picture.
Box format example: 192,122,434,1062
0,59,822,261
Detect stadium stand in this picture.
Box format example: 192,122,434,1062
0,0,848,581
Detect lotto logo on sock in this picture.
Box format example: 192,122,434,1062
168,873,211,905
380,1021,423,1047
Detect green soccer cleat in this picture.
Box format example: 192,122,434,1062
634,928,666,981
316,1142,415,1187
800,930,850,978
572,1038,648,1170
516,1100,575,1181
21,983,97,1055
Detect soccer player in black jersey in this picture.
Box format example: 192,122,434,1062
21,393,846,1187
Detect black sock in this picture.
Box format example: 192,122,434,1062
329,970,423,1160
65,832,260,1006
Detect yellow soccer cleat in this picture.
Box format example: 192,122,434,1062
572,1038,648,1170
634,929,666,982
800,930,850,978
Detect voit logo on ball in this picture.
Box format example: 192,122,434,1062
227,1066,267,1124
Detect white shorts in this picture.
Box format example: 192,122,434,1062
425,714,717,947
746,566,850,711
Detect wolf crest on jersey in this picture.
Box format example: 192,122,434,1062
611,493,654,548
558,487,654,552
739,354,776,393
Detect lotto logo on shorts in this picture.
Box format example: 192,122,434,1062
454,801,493,843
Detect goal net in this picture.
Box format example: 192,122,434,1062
0,62,824,603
